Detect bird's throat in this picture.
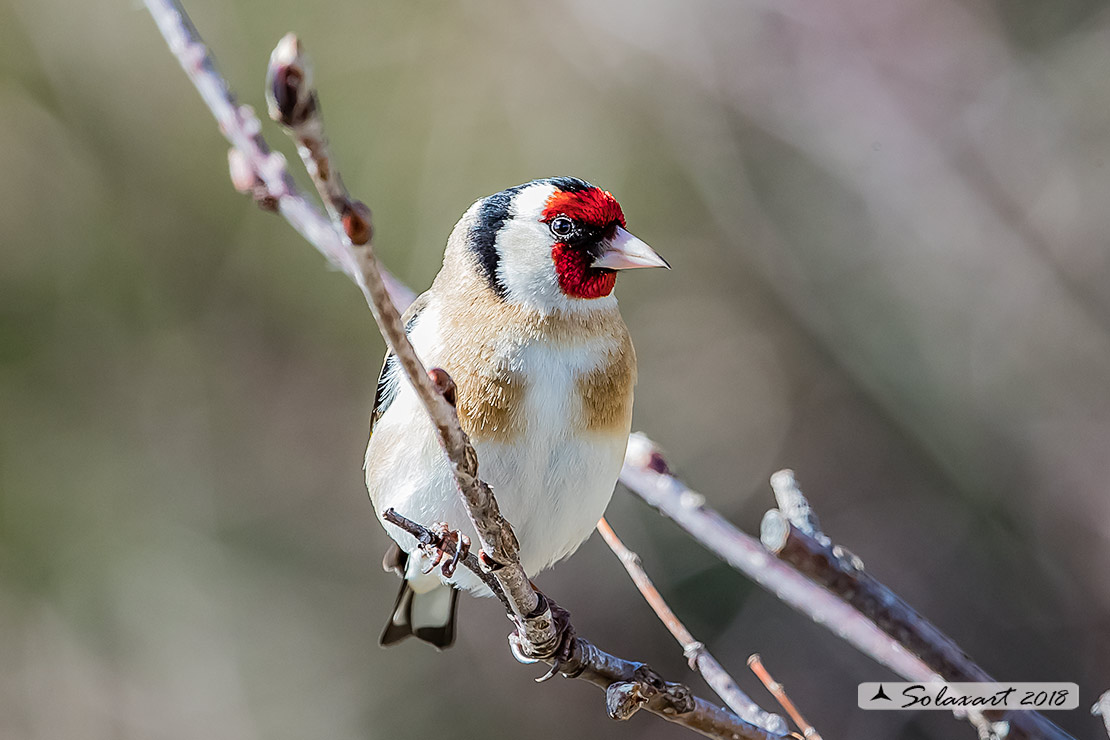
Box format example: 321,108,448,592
552,243,617,299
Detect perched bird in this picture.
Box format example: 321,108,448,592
366,177,668,648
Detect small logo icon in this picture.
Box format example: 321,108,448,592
870,685,891,702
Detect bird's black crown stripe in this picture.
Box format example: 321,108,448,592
544,176,592,193
467,177,597,299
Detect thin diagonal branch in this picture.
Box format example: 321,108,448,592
619,433,941,683
760,475,1072,740
597,517,787,735
1094,690,1110,738
759,508,984,684
621,436,1075,740
747,654,821,740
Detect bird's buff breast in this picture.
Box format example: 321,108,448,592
367,301,635,588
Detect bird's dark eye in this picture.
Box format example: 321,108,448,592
549,216,574,238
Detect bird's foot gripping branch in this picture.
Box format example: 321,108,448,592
380,509,778,739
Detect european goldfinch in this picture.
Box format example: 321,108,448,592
366,177,668,649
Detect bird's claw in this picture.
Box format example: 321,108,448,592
419,522,471,578
535,598,577,682
506,592,578,681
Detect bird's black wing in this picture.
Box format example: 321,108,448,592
368,291,430,437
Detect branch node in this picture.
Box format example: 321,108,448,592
679,490,706,509
831,544,865,573
227,147,255,192
682,641,705,670
607,665,697,720
759,510,791,553
768,469,824,543
607,681,650,720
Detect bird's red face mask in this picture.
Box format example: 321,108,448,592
542,187,668,300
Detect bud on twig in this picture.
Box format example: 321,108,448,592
266,33,315,127
343,200,373,245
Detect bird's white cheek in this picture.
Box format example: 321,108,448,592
495,220,561,306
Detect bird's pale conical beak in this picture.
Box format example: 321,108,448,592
591,226,670,270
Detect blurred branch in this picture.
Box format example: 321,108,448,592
767,470,824,544
747,654,821,740
143,0,347,281
620,433,939,681
760,507,980,684
142,3,784,738
759,471,1072,740
1093,691,1110,737
619,434,1075,740
596,517,788,735
383,509,782,740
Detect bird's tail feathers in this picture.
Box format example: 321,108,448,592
380,545,459,649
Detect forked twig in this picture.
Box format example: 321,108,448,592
761,471,1072,740
619,434,940,682
620,434,1076,740
383,509,782,740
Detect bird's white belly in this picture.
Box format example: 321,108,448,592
367,323,629,595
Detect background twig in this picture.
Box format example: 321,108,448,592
760,474,1071,740
619,433,942,682
1093,691,1110,738
597,517,787,735
747,654,821,740
620,434,1078,740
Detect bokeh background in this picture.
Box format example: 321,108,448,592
2,0,1109,737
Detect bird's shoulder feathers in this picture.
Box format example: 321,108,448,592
368,291,430,438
